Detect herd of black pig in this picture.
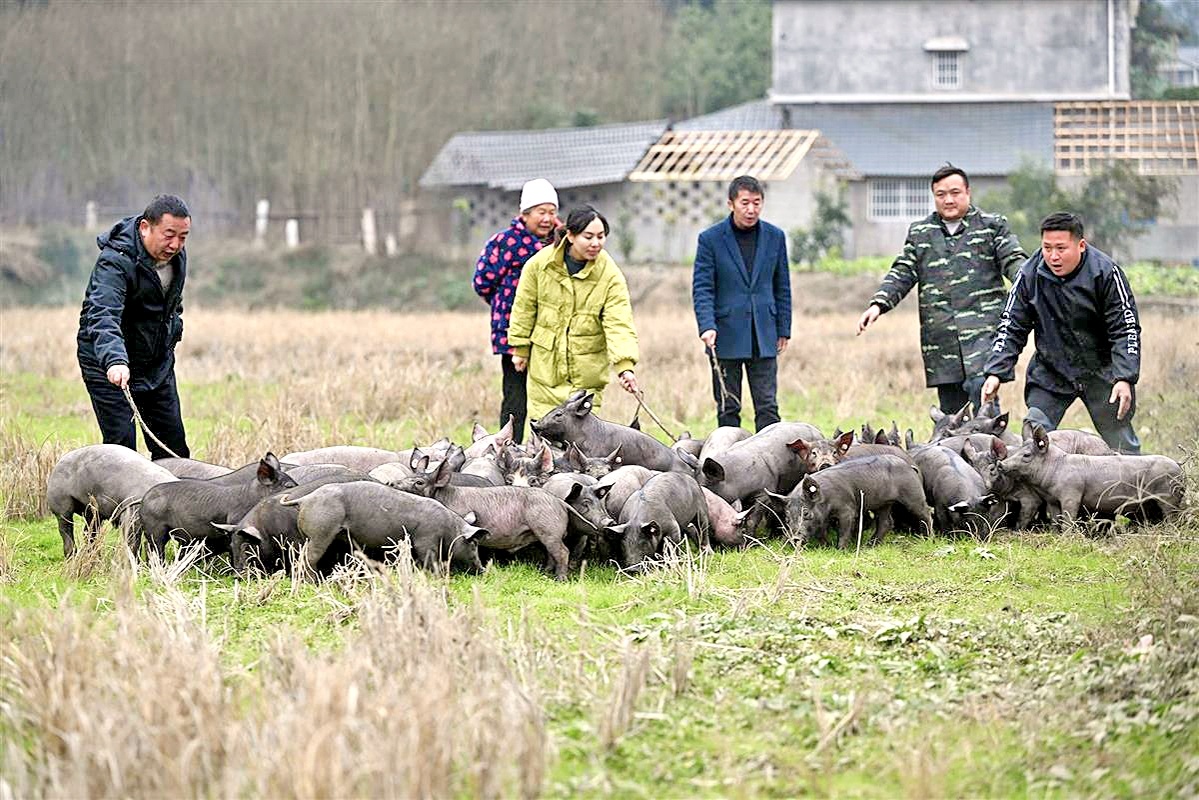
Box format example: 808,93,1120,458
46,390,1185,579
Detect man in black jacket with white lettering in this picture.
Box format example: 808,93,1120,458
981,212,1141,453
77,194,191,459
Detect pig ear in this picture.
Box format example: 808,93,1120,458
465,525,490,542
603,523,626,541
432,456,455,488
702,458,725,481
952,403,971,426
414,453,431,474
447,446,466,472
677,450,699,471
573,392,596,417
905,429,915,449
733,508,752,523
258,453,282,484
462,510,478,525
763,489,788,501
947,501,970,513
497,415,514,444
836,431,855,453
210,522,238,533
929,405,946,423
832,426,844,438
593,483,611,500
567,444,587,471
1022,418,1035,440
606,446,622,465
874,429,889,445
628,413,641,430
239,525,263,542
1032,424,1050,452
980,494,999,507
991,436,1008,459
410,447,426,470
565,482,584,503
641,521,660,539
471,423,488,443
992,412,1010,434
538,444,555,472
786,437,810,456
804,481,820,499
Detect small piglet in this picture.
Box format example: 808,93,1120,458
46,444,178,557
999,424,1184,525
139,453,297,559
531,390,691,473
786,454,932,549
606,472,710,571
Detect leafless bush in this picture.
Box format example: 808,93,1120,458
0,429,70,520
1,569,548,798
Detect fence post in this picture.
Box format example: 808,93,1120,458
361,207,377,255
254,199,270,247
85,201,98,231
384,233,398,256
285,218,300,249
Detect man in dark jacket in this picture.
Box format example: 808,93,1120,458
857,164,1026,414
77,194,191,459
472,178,558,444
692,175,792,431
982,212,1141,453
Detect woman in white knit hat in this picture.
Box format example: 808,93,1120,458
471,178,560,444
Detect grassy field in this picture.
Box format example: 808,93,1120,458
2,301,1197,797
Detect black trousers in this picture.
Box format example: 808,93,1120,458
500,354,528,444
1025,381,1141,454
82,370,190,460
713,357,779,432
935,375,985,415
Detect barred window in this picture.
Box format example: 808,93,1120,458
933,51,961,89
868,179,933,221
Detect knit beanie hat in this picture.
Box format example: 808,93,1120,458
519,178,558,212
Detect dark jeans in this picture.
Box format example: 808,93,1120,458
82,371,190,460
500,354,527,444
1025,381,1141,454
712,357,779,432
935,375,985,415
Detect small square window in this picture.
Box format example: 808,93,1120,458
933,51,961,90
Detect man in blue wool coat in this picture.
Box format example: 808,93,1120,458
692,175,792,431
472,178,559,444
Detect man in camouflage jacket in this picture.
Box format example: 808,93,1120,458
857,164,1026,413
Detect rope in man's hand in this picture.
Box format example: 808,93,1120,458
631,388,679,443
121,384,182,459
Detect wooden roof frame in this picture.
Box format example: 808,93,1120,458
628,129,823,182
1055,101,1199,176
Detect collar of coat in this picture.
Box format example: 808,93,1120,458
543,238,613,281
935,205,980,233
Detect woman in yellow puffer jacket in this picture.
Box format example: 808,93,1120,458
507,206,641,422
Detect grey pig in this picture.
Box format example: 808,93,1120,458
531,390,692,473
595,465,657,518
906,440,1002,535
46,444,178,557
393,453,593,580
281,480,486,574
999,423,1184,525
138,453,297,559
280,446,401,472
606,472,711,571
786,454,933,549
153,457,233,480
699,421,822,504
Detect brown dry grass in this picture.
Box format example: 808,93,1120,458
2,301,1195,463
1,554,549,798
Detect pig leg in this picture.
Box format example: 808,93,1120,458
532,523,570,581
873,504,895,544
56,509,78,558
302,524,342,575
835,504,861,550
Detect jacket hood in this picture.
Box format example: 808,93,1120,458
96,215,141,258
